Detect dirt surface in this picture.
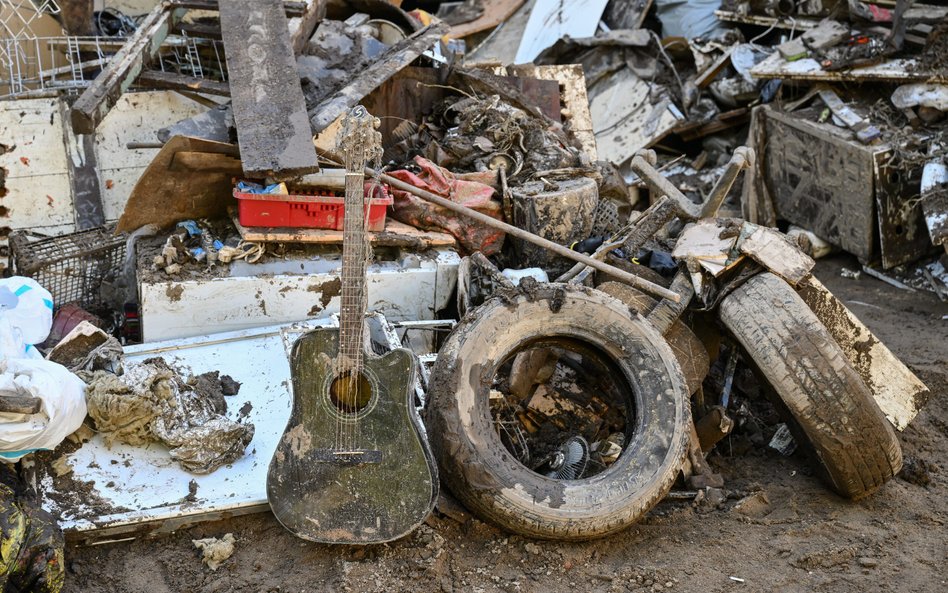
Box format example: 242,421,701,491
62,255,947,593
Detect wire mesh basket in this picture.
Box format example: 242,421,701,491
8,225,126,311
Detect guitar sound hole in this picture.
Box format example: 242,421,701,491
329,371,373,413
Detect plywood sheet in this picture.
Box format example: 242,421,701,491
588,68,683,167
448,0,526,39
751,52,948,84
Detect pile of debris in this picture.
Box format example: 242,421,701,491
0,0,940,577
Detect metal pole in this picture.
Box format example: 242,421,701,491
371,167,681,303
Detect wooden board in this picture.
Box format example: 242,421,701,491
447,0,526,39
232,214,457,249
136,70,230,96
308,24,446,133
587,67,683,168
116,136,239,233
714,9,819,30
796,276,929,431
738,225,815,286
751,51,948,84
219,0,319,179
70,4,185,134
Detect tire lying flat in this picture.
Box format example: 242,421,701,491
719,272,902,499
426,283,690,540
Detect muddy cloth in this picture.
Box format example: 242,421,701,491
85,359,253,474
388,156,505,255
0,466,64,593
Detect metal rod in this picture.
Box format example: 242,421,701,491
371,167,681,303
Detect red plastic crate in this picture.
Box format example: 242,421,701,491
235,183,392,230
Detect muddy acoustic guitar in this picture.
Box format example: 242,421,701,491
266,106,437,544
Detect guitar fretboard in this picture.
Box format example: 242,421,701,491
337,171,368,375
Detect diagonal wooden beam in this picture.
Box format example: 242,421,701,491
70,4,185,134
137,70,230,96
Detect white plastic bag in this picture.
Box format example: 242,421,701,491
0,277,54,359
0,357,87,462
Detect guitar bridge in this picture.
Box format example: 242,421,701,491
312,449,382,465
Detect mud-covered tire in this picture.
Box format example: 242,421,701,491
719,272,902,499
426,283,690,540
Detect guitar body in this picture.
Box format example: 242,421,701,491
267,327,438,544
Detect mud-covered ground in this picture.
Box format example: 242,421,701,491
63,255,948,593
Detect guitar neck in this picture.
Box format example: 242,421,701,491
339,171,367,371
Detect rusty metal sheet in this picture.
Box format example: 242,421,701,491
874,152,933,268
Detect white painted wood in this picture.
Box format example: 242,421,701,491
0,98,75,232
751,52,947,83
0,98,69,177
94,91,210,221
0,173,74,229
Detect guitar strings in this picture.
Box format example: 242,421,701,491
334,106,381,453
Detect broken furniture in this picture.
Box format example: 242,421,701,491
138,245,459,342
751,104,932,269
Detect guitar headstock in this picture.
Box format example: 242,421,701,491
338,105,383,174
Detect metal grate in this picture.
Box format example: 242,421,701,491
591,197,622,237
8,225,126,311
2,32,227,99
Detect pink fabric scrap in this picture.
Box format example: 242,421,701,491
387,156,505,255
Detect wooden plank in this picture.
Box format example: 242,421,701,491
173,21,222,39
0,395,42,415
137,70,230,96
59,100,105,230
796,276,929,431
232,214,457,249
70,4,185,134
714,10,819,30
751,51,948,84
169,0,308,17
738,225,815,286
308,24,446,133
447,0,526,39
219,0,319,179
695,46,735,88
288,0,327,55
